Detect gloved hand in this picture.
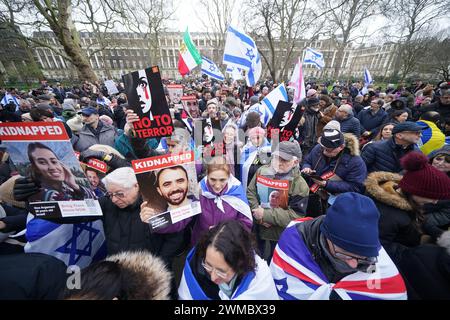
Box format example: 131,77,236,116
80,149,106,162
13,177,41,201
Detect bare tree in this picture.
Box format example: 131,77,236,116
195,0,237,62
321,0,383,79
27,0,98,81
422,32,450,81
73,0,123,79
242,0,344,83
118,0,176,67
381,0,450,81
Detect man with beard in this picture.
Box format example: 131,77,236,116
156,166,191,211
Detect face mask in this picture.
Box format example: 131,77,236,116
218,274,238,298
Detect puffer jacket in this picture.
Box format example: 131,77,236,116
361,137,419,173
336,114,362,138
302,133,367,194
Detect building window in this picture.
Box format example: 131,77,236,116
117,50,121,57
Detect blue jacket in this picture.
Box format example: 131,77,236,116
302,133,367,194
357,108,388,133
337,114,362,138
361,137,420,173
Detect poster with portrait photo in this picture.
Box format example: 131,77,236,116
266,101,304,142
0,122,102,220
181,95,201,119
122,66,174,139
167,84,184,105
74,152,108,197
256,176,289,209
193,117,223,158
132,151,200,231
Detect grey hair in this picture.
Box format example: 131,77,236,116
338,104,353,115
102,167,137,189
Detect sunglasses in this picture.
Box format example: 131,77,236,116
106,191,126,199
201,260,231,280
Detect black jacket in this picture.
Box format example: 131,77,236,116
0,253,67,300
365,172,422,248
385,238,450,300
99,196,187,267
361,137,419,173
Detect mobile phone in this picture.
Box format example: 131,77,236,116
301,172,324,181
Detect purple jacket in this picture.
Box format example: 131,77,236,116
155,181,253,246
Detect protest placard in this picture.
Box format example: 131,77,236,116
266,101,304,142
131,151,200,231
0,122,102,219
122,66,174,139
104,80,119,95
256,175,290,209
167,84,184,105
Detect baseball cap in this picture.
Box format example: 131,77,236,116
271,140,302,160
79,106,98,116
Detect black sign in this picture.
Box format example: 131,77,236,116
267,101,304,142
122,66,174,139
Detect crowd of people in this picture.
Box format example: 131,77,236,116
0,76,449,300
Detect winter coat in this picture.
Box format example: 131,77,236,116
99,196,187,266
0,253,67,300
247,165,309,241
302,133,367,194
357,108,388,133
420,100,450,130
365,172,422,248
336,114,362,138
317,104,338,137
361,137,419,173
72,122,118,152
384,231,450,300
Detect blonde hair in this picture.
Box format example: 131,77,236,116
206,156,230,176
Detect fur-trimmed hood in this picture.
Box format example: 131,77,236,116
106,251,172,300
365,171,413,211
343,133,360,156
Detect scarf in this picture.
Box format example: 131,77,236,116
200,175,252,222
240,139,271,187
270,219,407,300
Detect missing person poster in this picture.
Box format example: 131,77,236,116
167,84,184,105
74,151,108,197
181,95,201,119
0,122,103,219
122,66,174,139
194,117,223,158
267,101,303,142
256,176,290,209
131,151,200,231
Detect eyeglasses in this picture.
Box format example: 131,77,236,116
201,260,231,280
106,191,126,199
330,241,378,265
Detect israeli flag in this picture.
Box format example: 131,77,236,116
223,26,262,86
1,93,20,110
361,68,373,94
226,65,244,80
364,68,373,86
259,84,289,126
25,216,107,268
201,56,225,81
303,48,325,69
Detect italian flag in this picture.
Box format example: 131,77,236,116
178,28,202,76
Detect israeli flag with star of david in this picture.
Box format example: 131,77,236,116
223,26,262,86
303,48,325,70
201,56,225,81
24,215,107,268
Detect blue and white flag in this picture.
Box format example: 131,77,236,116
223,26,262,86
1,93,20,110
200,175,253,222
25,216,107,268
303,48,325,69
226,65,244,81
258,84,289,126
201,56,225,81
361,68,373,94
